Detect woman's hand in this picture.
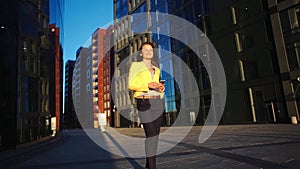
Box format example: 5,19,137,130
148,82,164,92
158,83,165,91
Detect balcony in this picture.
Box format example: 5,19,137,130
92,67,98,74
92,81,98,86
92,60,98,67
92,54,98,60
94,76,98,82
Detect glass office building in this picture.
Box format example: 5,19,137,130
113,0,299,126
0,0,64,150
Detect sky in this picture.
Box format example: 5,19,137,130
64,0,113,62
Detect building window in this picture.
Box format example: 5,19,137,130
131,0,135,9
41,81,46,95
157,26,160,40
45,99,49,112
123,78,126,90
119,95,122,107
121,22,124,32
159,63,163,70
31,41,37,55
46,82,49,95
234,32,243,52
87,84,90,92
238,60,246,81
287,42,300,70
231,6,237,24
243,60,259,80
291,80,300,113
22,40,28,52
87,57,91,66
30,58,37,74
294,44,300,69
248,88,257,122
288,7,300,29
123,94,126,106
234,32,254,52
87,70,90,78
158,45,161,58
41,99,44,112
22,55,28,71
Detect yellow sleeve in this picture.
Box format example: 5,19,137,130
128,62,150,92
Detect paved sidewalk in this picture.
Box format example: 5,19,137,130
1,124,300,169
0,132,64,168
115,124,300,169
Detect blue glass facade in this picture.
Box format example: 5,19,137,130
113,0,297,126
131,3,147,34
116,0,128,18
20,2,39,37
50,0,64,44
150,0,177,113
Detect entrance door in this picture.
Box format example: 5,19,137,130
253,90,267,122
265,101,277,123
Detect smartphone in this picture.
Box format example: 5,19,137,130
159,80,166,84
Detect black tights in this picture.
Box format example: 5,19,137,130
142,115,162,169
137,98,164,169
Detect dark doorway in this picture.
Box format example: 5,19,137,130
253,90,267,122
264,100,278,123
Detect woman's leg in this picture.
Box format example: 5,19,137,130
137,98,164,169
143,115,162,169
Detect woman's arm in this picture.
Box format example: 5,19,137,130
128,63,150,92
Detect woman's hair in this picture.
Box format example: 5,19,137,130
139,41,156,50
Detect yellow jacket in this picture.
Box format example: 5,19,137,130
128,62,164,98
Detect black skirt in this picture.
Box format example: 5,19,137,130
136,98,165,123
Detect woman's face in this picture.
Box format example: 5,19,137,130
141,44,154,60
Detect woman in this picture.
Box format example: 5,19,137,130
128,41,165,169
